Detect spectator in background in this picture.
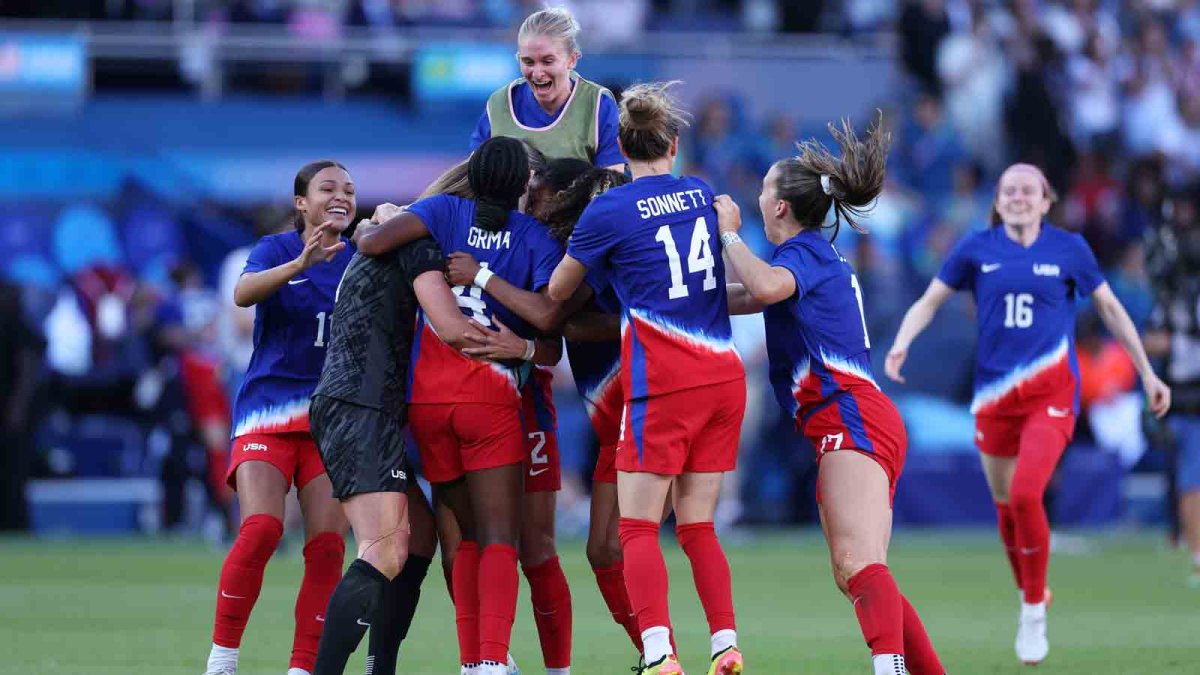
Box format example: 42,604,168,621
1146,189,1200,587
902,94,965,196
936,6,1008,172
0,280,44,531
899,0,952,96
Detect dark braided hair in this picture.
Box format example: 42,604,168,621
541,168,630,243
772,111,890,241
467,136,530,232
293,160,347,232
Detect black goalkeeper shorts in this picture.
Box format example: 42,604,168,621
310,395,409,500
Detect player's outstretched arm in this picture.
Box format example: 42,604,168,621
713,196,796,305
412,270,490,349
234,221,344,307
357,212,430,257
884,279,954,383
726,283,766,315
1092,282,1172,418
446,251,587,332
548,254,588,302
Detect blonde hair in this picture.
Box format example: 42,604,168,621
518,7,581,55
618,81,690,161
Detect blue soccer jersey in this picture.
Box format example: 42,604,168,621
937,224,1106,415
567,174,743,399
470,79,623,167
232,231,354,438
406,194,564,407
564,271,623,427
764,230,880,420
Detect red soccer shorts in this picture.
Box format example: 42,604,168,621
589,373,623,484
409,403,525,484
521,368,561,492
226,431,326,491
615,377,746,475
801,388,907,503
975,403,1076,458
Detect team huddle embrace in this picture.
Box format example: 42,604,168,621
201,8,1173,675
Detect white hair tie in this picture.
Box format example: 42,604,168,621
820,174,834,196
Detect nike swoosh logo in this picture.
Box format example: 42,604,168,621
356,618,371,627
288,278,309,285
1047,406,1070,418
1019,547,1042,555
316,614,324,622
529,468,549,477
220,590,246,599
981,263,1001,273
534,608,556,616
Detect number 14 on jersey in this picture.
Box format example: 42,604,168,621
656,217,716,299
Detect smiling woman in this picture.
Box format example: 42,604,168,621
469,7,625,171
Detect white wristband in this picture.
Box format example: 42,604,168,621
720,231,742,248
474,267,495,289
522,339,536,361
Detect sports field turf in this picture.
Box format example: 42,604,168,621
1,530,1195,674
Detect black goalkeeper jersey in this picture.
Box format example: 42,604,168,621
313,238,443,423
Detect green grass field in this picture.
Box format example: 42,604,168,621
1,530,1196,674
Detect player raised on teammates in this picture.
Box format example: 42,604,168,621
547,81,746,675
714,117,945,675
359,136,564,675
203,161,355,675
885,162,1171,665
472,6,624,172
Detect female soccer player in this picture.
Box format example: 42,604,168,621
306,205,491,674
358,136,564,675
547,82,745,675
714,118,945,675
885,162,1171,665
203,161,355,675
445,163,645,664
472,6,624,171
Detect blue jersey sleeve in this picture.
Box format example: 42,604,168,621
769,242,811,300
936,234,977,291
242,236,285,275
470,110,491,151
1068,233,1105,296
594,94,624,168
566,198,616,272
407,194,460,249
531,229,566,291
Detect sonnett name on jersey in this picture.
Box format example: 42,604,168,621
636,189,708,220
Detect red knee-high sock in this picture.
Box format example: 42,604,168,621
452,541,481,666
289,531,345,671
618,518,672,635
846,563,905,656
523,556,573,669
675,522,736,634
900,595,943,675
592,562,643,652
478,544,519,664
212,514,284,648
1012,424,1068,604
994,501,1022,589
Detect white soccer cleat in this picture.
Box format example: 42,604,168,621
286,669,311,675
203,670,236,675
1015,602,1049,665
506,652,520,674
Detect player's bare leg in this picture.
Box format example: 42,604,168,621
819,450,942,675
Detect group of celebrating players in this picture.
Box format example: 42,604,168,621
200,7,1173,675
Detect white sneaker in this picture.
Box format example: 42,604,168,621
506,653,520,675
203,670,236,675
286,669,311,675
1015,601,1048,665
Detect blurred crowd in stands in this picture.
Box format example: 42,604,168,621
3,1,1200,538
